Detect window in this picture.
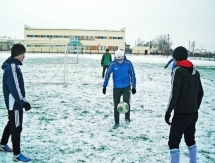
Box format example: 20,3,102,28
75,36,80,40
113,37,123,40
113,46,118,50
98,36,107,39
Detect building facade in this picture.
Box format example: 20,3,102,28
0,40,9,51
132,44,150,54
23,25,125,54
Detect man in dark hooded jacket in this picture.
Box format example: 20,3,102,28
165,46,204,163
0,44,31,162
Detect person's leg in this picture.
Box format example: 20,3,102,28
102,66,107,78
113,88,122,124
170,148,180,163
168,114,188,163
9,110,23,155
188,144,197,163
184,113,198,163
1,111,11,146
122,86,131,121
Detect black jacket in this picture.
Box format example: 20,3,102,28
166,60,204,114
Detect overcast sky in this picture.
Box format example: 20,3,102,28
0,0,215,52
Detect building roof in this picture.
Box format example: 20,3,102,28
24,25,124,33
0,39,8,43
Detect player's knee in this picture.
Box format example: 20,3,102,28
185,139,195,147
11,126,22,134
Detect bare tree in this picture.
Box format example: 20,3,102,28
135,38,144,46
156,34,173,55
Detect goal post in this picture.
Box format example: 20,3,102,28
14,39,70,87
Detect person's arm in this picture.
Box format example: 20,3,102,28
103,63,113,87
5,65,27,107
197,73,204,109
128,62,136,89
166,67,182,114
165,58,174,68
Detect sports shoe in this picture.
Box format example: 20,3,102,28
112,123,120,129
0,145,13,152
13,153,31,162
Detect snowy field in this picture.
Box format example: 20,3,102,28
0,52,214,163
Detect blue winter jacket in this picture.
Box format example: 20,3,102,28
103,56,136,89
2,57,27,110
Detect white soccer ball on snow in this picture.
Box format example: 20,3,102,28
117,102,129,114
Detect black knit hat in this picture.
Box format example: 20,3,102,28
106,48,109,52
172,46,188,60
11,44,26,57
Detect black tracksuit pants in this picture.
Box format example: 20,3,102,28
168,112,198,149
1,110,23,155
113,86,131,124
102,65,108,78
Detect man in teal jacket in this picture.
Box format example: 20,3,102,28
102,49,136,129
101,49,112,78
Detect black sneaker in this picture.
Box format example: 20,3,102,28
112,123,120,129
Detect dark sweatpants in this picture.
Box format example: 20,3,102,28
102,65,108,78
1,110,23,155
168,112,198,149
113,86,131,124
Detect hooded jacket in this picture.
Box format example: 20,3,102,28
2,57,27,110
103,56,136,89
166,60,204,114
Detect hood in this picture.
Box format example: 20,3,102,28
176,60,197,75
1,57,22,70
176,60,193,68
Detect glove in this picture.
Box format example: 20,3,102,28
165,112,171,125
132,88,136,94
24,102,31,111
103,87,106,94
164,65,168,69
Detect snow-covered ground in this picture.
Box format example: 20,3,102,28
0,52,214,163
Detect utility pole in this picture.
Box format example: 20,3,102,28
167,34,169,56
193,42,195,51
189,40,190,52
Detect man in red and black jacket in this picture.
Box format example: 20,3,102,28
165,46,204,163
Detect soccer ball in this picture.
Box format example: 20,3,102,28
117,102,129,114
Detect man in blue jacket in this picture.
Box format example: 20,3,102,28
102,49,136,129
0,44,31,162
